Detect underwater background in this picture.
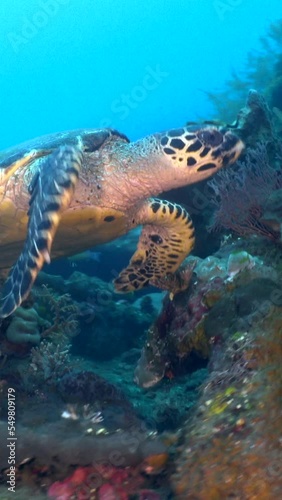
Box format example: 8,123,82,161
1,1,282,499
0,0,281,147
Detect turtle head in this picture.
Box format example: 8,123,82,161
159,126,244,184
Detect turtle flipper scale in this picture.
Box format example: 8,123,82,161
114,198,195,292
0,145,82,318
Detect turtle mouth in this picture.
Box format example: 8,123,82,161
212,131,244,165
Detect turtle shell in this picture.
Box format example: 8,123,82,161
0,128,129,170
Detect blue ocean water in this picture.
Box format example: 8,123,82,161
0,0,281,149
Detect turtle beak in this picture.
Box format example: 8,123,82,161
222,130,244,164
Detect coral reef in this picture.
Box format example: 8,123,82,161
0,360,168,496
35,270,121,303
261,188,282,236
47,462,168,499
0,284,80,367
29,341,72,385
58,370,129,406
208,141,282,241
57,369,141,433
150,260,196,299
0,415,166,476
4,307,42,345
135,244,281,388
35,270,155,361
34,285,80,340
0,305,48,359
232,89,280,150
172,307,282,499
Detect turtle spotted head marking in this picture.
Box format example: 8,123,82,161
159,126,243,183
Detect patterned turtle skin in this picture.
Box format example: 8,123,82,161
0,126,243,318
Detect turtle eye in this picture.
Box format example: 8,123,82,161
198,129,223,147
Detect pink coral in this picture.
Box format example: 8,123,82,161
48,464,162,500
48,467,91,499
98,483,127,500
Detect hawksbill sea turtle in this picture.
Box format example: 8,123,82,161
0,126,243,318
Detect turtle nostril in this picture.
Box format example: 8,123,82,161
198,129,223,147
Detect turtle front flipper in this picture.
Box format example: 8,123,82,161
0,145,82,318
114,198,195,292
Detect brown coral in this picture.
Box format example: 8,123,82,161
173,307,282,499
